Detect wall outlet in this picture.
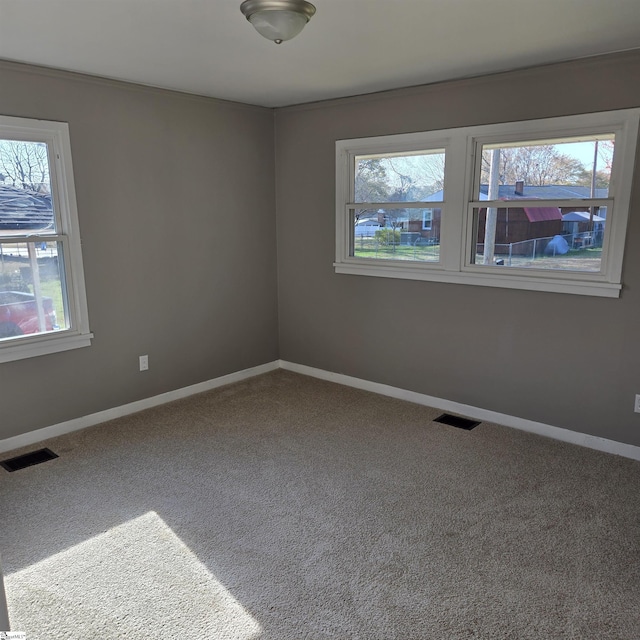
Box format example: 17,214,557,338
635,394,640,413
139,355,149,371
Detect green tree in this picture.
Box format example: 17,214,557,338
576,168,610,189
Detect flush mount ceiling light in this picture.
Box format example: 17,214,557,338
240,0,316,44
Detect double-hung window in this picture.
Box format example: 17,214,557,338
335,109,640,297
0,115,91,362
342,143,447,264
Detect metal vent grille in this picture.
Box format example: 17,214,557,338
0,448,58,472
434,413,480,430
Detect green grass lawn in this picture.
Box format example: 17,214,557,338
476,247,602,271
354,241,440,262
37,278,67,328
353,240,602,271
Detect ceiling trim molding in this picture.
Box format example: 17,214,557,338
275,47,640,114
0,57,273,113
1,47,639,114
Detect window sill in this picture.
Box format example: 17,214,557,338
0,330,94,363
334,261,621,298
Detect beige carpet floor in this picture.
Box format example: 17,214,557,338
1,370,639,639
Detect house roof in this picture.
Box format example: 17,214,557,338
562,211,606,223
424,184,609,202
523,206,562,222
0,185,54,231
478,185,609,199
486,185,604,222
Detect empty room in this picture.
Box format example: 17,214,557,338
1,1,640,638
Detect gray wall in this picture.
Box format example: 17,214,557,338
3,51,640,448
0,61,278,440
275,51,640,447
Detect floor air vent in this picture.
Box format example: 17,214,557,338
0,448,58,472
434,413,480,431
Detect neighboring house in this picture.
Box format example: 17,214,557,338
381,190,444,244
475,184,608,253
0,184,55,300
475,183,565,253
396,183,608,252
561,210,606,244
0,184,53,232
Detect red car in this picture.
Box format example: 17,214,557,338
0,291,58,338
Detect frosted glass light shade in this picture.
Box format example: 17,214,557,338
248,10,308,43
240,0,316,44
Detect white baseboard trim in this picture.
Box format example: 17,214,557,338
279,360,640,462
3,358,639,462
0,360,280,455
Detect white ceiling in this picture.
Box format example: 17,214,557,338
1,0,640,108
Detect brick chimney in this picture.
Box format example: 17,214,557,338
515,180,524,196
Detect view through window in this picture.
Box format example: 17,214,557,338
0,115,91,361
351,150,445,263
335,109,639,297
0,139,69,339
472,135,614,272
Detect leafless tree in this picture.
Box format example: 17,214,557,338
481,145,584,187
0,140,50,192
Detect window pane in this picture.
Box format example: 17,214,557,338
351,208,440,262
478,135,614,200
0,241,68,339
0,139,55,233
471,207,604,272
354,150,445,203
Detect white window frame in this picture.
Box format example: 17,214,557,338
335,109,640,297
422,210,433,231
0,115,92,362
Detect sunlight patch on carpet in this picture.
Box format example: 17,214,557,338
5,511,261,640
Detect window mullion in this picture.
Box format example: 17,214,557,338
335,149,351,263
439,133,467,272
